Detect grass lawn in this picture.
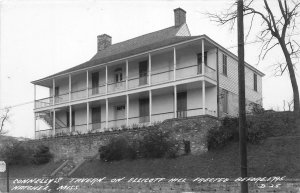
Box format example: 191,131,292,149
72,135,300,178
7,160,64,178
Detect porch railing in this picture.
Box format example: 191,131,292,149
34,65,216,109
35,97,52,108
35,107,217,138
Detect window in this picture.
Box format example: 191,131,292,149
114,68,123,83
222,54,227,76
253,73,257,91
116,105,125,111
221,89,228,114
197,52,207,74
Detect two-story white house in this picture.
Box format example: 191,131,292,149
32,8,264,139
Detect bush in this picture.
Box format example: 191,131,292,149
207,126,233,150
99,136,137,162
139,126,179,158
33,145,52,165
208,112,294,150
0,142,34,165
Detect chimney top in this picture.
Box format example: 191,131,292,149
174,8,186,27
97,34,112,52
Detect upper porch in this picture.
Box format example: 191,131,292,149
33,38,218,111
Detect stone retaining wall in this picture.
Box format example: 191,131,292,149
22,115,220,163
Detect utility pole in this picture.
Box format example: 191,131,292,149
237,0,248,192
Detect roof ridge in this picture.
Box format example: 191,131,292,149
91,25,182,59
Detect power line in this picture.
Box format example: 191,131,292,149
0,101,34,111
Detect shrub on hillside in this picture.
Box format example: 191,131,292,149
99,136,137,162
139,126,179,158
208,112,294,150
33,145,52,165
0,142,34,165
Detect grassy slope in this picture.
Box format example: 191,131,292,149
8,160,64,178
72,135,300,178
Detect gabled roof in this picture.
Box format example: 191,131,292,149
32,23,264,85
32,24,190,84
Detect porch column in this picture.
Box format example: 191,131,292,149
149,90,152,124
69,74,72,101
126,60,129,90
69,105,72,132
173,47,176,81
202,39,205,75
148,53,151,85
105,98,108,129
174,85,177,118
105,65,108,93
53,109,56,136
126,94,129,127
87,102,89,131
34,113,37,139
202,81,206,115
52,79,55,105
34,84,36,109
86,70,89,98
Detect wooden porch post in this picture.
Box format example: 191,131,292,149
149,90,152,124
52,79,55,105
87,102,89,131
53,109,56,136
126,94,129,127
202,81,206,115
174,85,177,118
126,60,129,90
105,98,108,129
86,70,89,98
202,39,205,75
105,65,108,94
69,105,72,133
69,74,72,101
148,53,151,85
173,47,176,81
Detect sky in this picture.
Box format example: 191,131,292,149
0,0,299,138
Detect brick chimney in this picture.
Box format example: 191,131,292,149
97,34,111,52
174,8,186,27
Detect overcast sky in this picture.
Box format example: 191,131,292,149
1,0,299,138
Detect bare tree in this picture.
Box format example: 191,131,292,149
0,108,10,135
208,0,300,118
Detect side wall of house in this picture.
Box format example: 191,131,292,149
218,49,263,117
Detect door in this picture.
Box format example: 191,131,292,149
92,72,99,95
115,105,125,127
139,61,148,85
197,52,207,74
92,106,101,130
177,91,187,118
139,98,149,123
139,98,150,123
